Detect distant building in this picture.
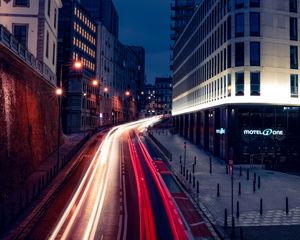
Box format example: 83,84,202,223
155,77,172,115
141,84,156,117
172,0,300,169
0,0,63,84
80,0,119,38
57,0,99,133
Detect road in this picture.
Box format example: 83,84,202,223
24,117,187,240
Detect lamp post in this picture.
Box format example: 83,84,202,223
56,61,82,170
125,91,130,121
83,92,87,136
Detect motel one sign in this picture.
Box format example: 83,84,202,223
243,129,284,136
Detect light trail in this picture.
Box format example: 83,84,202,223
48,117,160,240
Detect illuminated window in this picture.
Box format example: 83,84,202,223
250,72,260,96
235,72,244,96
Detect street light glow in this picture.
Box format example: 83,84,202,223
104,87,108,92
83,92,87,97
125,91,130,96
74,61,83,69
56,88,63,96
92,79,99,86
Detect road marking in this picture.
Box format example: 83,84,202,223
190,221,205,227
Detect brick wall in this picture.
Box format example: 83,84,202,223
0,45,62,199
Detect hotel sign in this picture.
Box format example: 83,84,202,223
243,129,284,136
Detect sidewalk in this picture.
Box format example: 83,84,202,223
0,132,89,234
150,129,300,237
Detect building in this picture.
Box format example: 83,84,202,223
57,0,99,133
0,0,63,85
141,84,156,117
172,0,300,170
80,0,119,38
155,77,172,115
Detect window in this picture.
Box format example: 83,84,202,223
52,42,56,65
47,0,51,17
290,46,298,69
227,16,231,40
14,0,29,6
235,42,244,67
290,17,298,41
250,42,260,66
227,74,232,97
251,72,260,96
46,31,49,58
290,0,297,12
235,0,244,9
235,72,244,96
13,25,27,47
250,0,260,7
54,9,57,28
291,74,298,97
227,45,231,68
235,13,244,37
250,13,260,36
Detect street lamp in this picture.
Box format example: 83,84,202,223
83,92,87,136
55,87,63,173
92,79,99,87
56,60,82,170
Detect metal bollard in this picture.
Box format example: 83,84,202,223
193,164,195,173
253,180,256,192
193,176,195,187
217,183,220,197
194,156,197,165
247,169,249,180
224,208,228,226
260,198,263,215
286,197,289,214
258,176,261,189
209,157,212,174
238,182,241,196
237,201,240,218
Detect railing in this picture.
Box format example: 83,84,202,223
0,24,56,86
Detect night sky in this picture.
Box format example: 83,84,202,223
114,0,171,84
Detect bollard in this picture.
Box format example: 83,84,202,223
194,156,197,165
209,157,212,174
258,176,261,189
239,166,242,176
286,197,289,214
236,201,240,218
180,155,182,164
238,182,241,196
240,227,244,240
217,183,220,197
253,180,256,192
189,172,192,184
226,165,228,174
193,164,195,173
247,169,249,180
224,208,228,226
260,198,263,215
197,181,199,193
193,176,195,187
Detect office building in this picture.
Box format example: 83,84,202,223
0,0,63,85
155,77,172,115
172,0,300,169
57,0,99,133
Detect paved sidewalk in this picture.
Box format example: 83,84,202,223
0,133,89,234
150,129,300,230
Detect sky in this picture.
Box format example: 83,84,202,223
113,0,171,84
